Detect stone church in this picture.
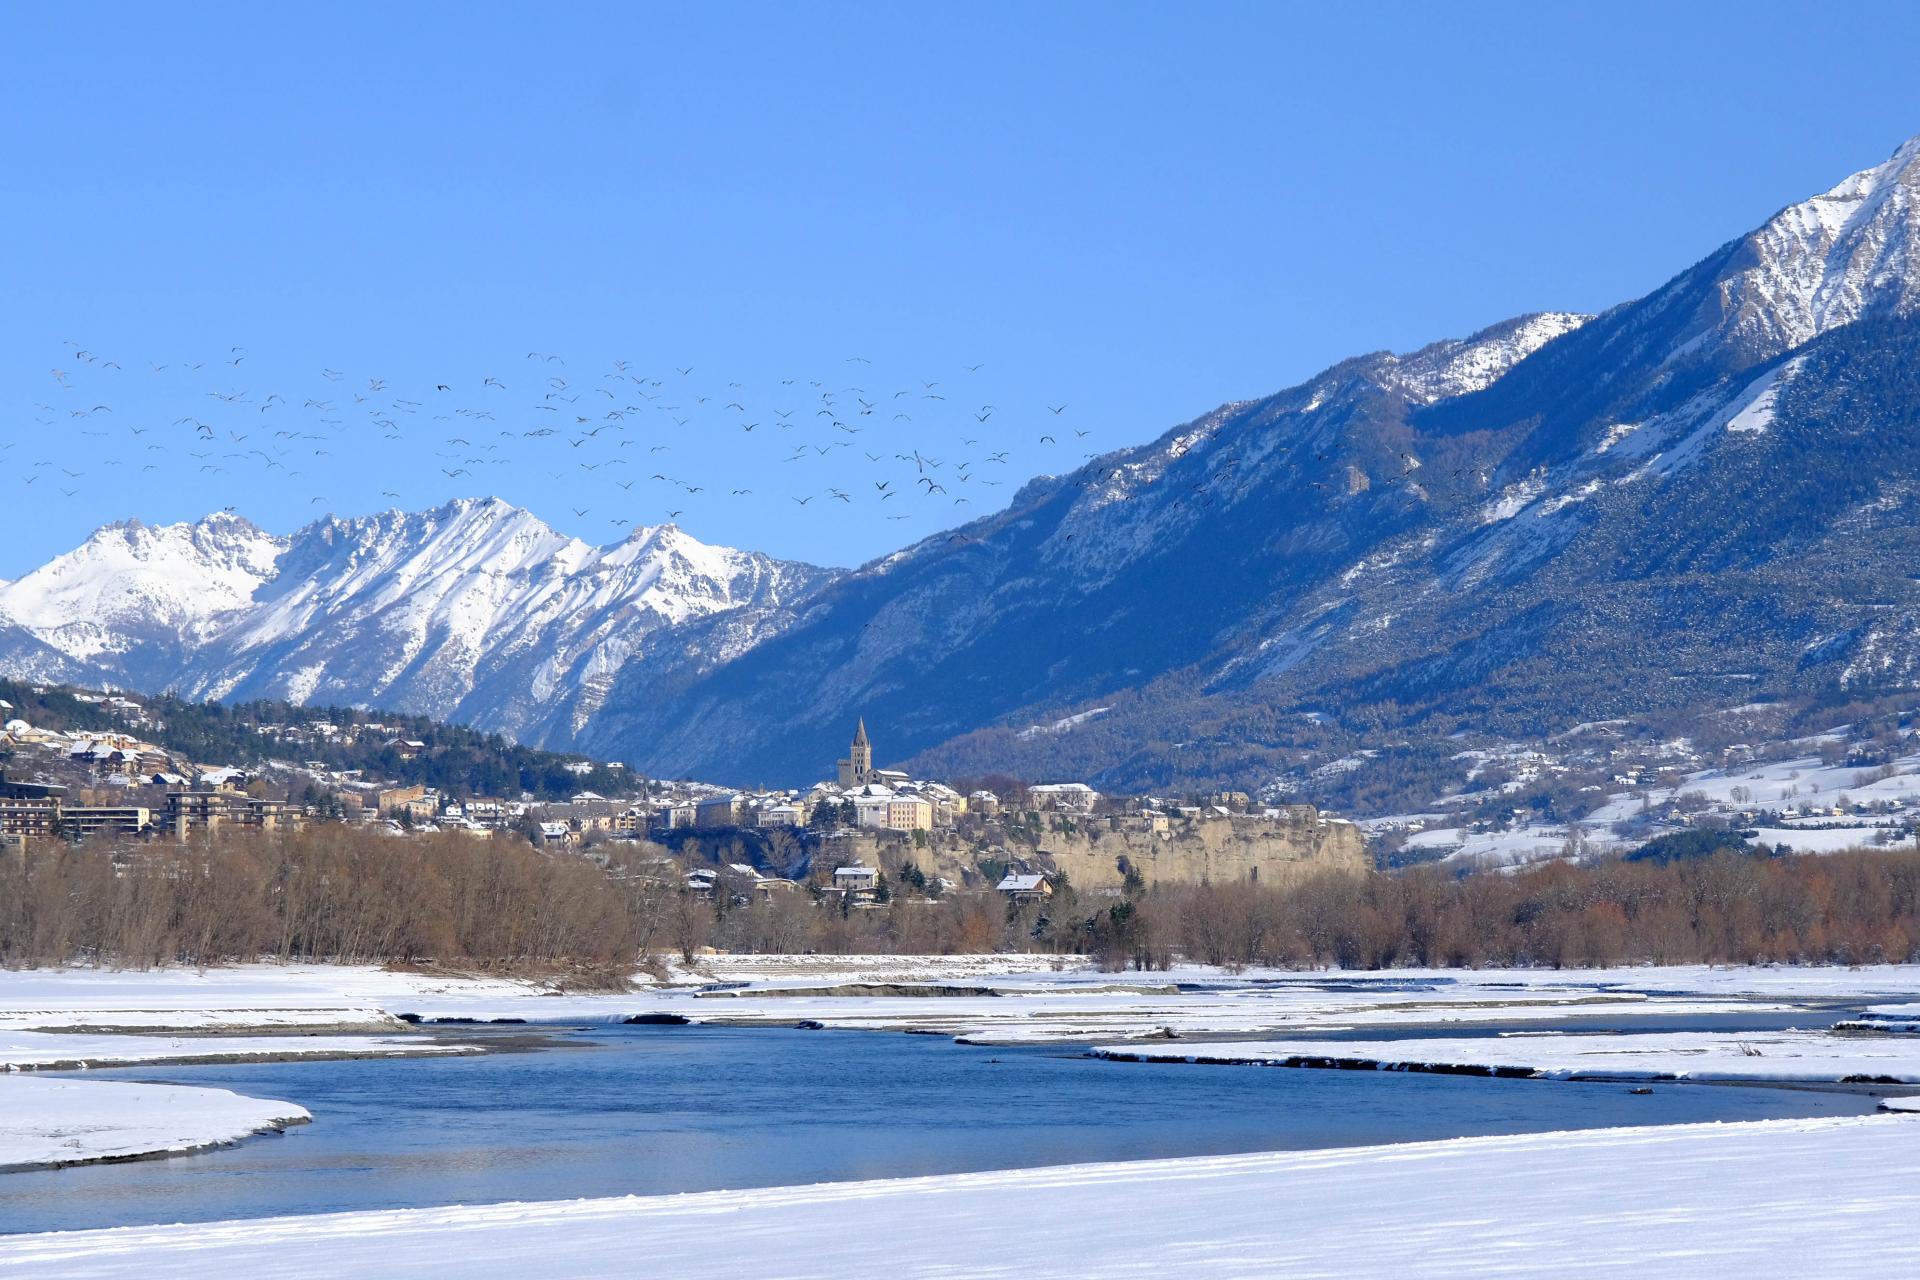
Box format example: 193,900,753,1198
836,719,875,788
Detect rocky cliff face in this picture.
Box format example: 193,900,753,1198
1028,811,1369,891
718,807,1368,891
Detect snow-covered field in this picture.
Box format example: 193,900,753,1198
1583,750,1920,824
4,1115,1915,1278
1747,824,1909,853
1401,822,1577,866
0,1077,308,1172
1383,742,1920,869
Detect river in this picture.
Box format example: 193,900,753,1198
1,1014,1880,1235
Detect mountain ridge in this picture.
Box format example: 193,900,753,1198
0,497,837,742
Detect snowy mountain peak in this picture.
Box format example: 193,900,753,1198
1712,133,1920,360
0,514,284,663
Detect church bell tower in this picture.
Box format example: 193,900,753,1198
837,718,874,787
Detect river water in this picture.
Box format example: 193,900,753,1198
0,1020,1878,1235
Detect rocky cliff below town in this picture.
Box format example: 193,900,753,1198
1019,808,1368,890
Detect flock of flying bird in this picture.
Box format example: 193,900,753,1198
14,342,1104,548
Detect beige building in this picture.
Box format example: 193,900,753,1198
164,792,297,836
59,806,151,840
885,795,933,833
696,794,748,828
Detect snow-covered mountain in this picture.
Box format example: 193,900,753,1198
577,133,1920,789
12,136,1920,792
0,499,836,740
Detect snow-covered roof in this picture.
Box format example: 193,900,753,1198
997,873,1048,892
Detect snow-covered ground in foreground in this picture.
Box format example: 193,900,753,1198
0,1076,308,1172
3,1115,1915,1279
1095,1028,1920,1085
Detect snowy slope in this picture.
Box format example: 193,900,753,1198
1376,311,1591,403
0,499,836,743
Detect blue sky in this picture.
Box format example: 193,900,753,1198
5,1,1920,576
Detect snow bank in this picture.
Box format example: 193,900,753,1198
0,1076,308,1172
2,1115,1914,1278
1836,1002,1920,1035
1095,1028,1920,1084
0,1029,480,1072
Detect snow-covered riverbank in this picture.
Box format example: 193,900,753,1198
0,1077,308,1173
9,959,1916,1053
4,1114,1915,1278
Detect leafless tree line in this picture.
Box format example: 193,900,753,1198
1,828,1915,975
1131,851,1920,972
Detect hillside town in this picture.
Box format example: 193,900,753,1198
12,682,1920,902
1,688,1365,901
